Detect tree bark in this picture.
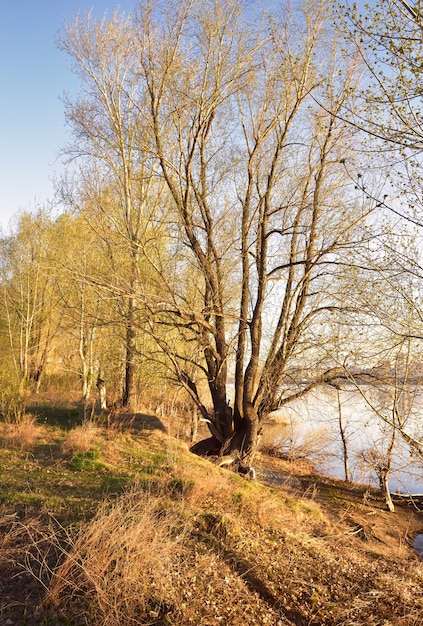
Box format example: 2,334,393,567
380,472,395,513
122,301,137,410
338,390,351,483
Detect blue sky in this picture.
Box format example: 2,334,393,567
0,0,137,231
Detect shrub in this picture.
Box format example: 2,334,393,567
0,379,25,423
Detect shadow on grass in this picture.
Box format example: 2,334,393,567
129,413,167,432
0,466,132,523
26,402,167,434
26,401,86,429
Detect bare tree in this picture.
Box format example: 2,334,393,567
57,0,376,468
336,0,423,231
58,10,167,410
133,0,373,464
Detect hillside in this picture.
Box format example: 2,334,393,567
0,403,423,625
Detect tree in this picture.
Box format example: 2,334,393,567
58,10,167,409
352,338,422,511
59,0,375,467
324,0,423,456
46,212,105,401
340,0,423,149
135,0,373,463
337,0,423,228
0,210,62,392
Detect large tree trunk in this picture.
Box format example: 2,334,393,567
190,392,260,477
122,302,137,410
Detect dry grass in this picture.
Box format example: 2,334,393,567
31,472,423,626
0,511,19,551
35,479,289,626
259,420,332,463
40,486,185,625
60,419,103,455
0,413,45,450
2,408,423,625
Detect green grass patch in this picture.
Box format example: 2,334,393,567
70,449,105,472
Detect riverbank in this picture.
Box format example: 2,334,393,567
0,408,423,625
255,451,423,561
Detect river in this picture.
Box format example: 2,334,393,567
265,384,423,495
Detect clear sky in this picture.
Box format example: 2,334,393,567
0,0,137,232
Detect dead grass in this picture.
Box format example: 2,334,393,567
40,486,185,625
1,407,423,625
60,419,103,455
0,511,19,551
29,462,423,625
259,420,332,463
0,413,45,450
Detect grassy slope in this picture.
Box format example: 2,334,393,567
0,406,422,625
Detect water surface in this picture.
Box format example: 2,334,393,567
266,384,423,494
